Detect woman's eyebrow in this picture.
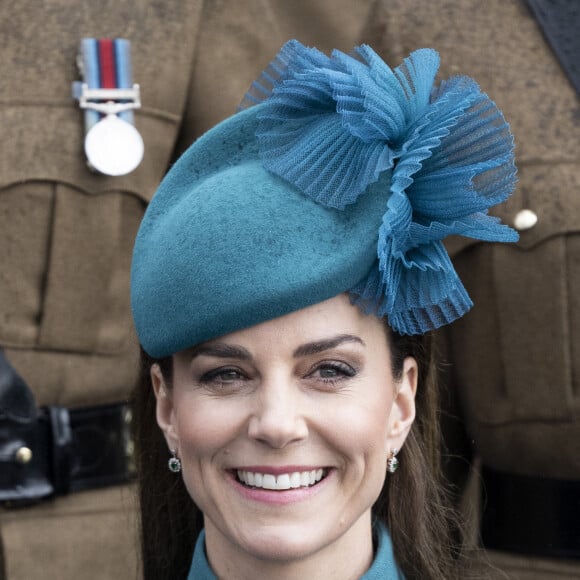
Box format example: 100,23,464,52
293,334,365,358
190,343,252,360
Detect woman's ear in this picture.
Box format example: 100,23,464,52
387,356,418,450
151,363,179,450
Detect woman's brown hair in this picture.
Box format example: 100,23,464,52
133,328,467,580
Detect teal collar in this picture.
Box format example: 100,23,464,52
188,523,404,579
363,523,406,580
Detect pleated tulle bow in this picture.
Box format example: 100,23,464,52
239,40,518,334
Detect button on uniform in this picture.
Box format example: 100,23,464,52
15,447,33,465
513,209,538,231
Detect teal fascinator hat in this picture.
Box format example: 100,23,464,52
131,40,518,358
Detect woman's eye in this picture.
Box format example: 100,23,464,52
318,366,341,379
310,362,356,382
199,367,246,384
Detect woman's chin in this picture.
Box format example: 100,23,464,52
232,526,330,563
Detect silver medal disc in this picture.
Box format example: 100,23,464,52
84,114,144,176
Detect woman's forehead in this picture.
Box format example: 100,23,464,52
178,294,387,358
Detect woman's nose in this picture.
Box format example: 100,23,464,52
247,380,308,448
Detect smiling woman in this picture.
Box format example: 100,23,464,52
130,41,518,579
154,297,415,575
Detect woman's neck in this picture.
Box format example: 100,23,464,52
204,513,374,580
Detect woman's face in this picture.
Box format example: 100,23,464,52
153,294,417,570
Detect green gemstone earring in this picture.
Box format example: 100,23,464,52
168,449,182,473
387,449,399,474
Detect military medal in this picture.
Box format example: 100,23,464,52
73,38,143,176
84,112,144,176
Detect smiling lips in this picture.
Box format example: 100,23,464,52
237,469,327,491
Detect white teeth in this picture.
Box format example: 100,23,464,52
277,474,291,489
262,474,276,489
237,469,326,490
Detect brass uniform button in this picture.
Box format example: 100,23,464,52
15,446,33,464
513,209,538,231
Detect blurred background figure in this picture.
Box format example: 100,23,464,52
365,0,580,578
0,1,373,578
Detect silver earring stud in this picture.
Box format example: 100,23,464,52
387,448,399,473
168,449,182,473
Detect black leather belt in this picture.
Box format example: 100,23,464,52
1,401,136,507
0,349,136,506
481,465,580,560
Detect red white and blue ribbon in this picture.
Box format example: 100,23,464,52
77,38,135,128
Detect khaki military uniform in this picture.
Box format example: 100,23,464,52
367,0,580,578
0,1,373,578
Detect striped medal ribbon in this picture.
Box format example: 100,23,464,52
73,38,144,176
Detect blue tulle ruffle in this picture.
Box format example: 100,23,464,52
239,40,518,335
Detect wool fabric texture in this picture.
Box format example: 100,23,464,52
131,41,518,358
